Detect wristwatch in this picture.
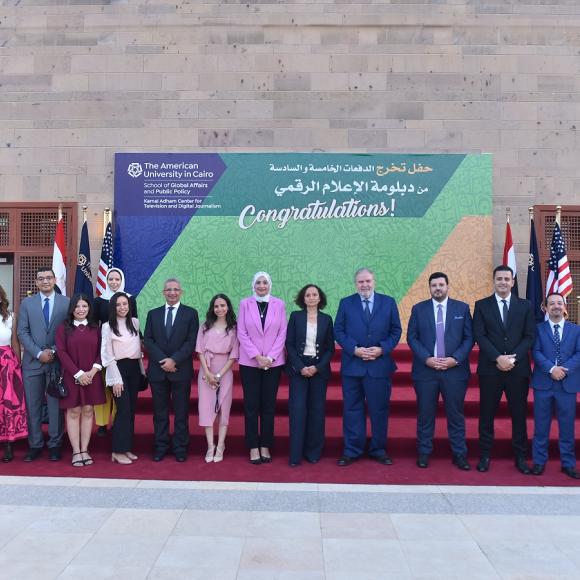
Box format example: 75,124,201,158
215,373,221,381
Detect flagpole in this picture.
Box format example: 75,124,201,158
556,205,562,226
82,205,87,224
58,203,63,222
506,207,510,223
528,206,533,222
104,207,111,235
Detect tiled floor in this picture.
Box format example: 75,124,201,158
1,477,580,579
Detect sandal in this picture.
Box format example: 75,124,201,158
205,445,215,463
80,450,94,466
71,452,85,467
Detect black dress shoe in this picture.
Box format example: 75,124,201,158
305,458,319,464
260,455,272,464
24,448,42,462
337,455,358,467
369,454,393,466
152,452,166,462
249,457,262,465
476,456,490,472
175,455,187,463
48,448,61,462
289,462,300,467
452,454,471,471
3,443,13,463
532,464,545,475
515,457,531,475
561,467,580,479
416,454,429,468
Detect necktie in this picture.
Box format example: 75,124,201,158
363,299,371,322
501,299,508,328
554,323,561,366
43,297,50,327
436,304,445,357
165,306,174,338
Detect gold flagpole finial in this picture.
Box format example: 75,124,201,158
57,204,63,221
556,205,562,226
506,207,511,223
528,206,534,221
82,205,87,223
103,207,111,235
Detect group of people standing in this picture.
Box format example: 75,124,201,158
0,264,578,479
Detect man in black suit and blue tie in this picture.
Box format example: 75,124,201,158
407,272,474,470
531,292,580,479
473,265,536,475
144,278,199,462
334,268,402,466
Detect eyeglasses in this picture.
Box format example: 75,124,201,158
164,288,182,293
36,276,55,282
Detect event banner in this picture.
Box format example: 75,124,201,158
114,153,492,325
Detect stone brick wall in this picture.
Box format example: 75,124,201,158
0,0,579,283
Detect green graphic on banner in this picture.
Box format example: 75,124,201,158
135,153,491,318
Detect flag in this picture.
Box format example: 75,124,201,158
96,222,113,296
74,219,93,298
525,218,543,323
546,222,573,299
502,220,518,296
52,215,67,296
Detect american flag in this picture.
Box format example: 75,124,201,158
545,222,573,299
96,222,113,296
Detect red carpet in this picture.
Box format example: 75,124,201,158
2,345,579,487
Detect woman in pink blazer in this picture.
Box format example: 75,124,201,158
237,272,287,464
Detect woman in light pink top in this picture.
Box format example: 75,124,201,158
237,272,287,464
101,292,143,465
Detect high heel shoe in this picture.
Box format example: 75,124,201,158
71,452,85,467
249,449,262,465
2,443,13,463
111,453,132,465
126,452,138,461
214,445,225,463
205,446,215,463
260,447,272,463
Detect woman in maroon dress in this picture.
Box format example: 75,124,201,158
56,294,106,467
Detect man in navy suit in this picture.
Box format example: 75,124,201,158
334,268,402,466
473,265,536,474
531,292,580,479
144,278,199,462
407,272,474,470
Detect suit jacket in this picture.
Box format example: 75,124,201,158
407,298,473,382
334,292,402,378
473,294,536,377
285,310,335,379
17,292,70,375
143,304,199,383
532,320,580,394
237,296,287,367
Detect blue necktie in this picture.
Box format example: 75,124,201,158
554,323,561,366
43,297,50,327
363,299,371,322
165,306,174,339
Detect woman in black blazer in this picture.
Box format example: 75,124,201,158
286,284,335,467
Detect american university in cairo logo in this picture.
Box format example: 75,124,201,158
127,162,143,178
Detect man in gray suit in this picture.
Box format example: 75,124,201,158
17,267,69,461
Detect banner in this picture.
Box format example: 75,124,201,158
114,153,492,328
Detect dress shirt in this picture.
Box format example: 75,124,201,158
432,297,448,356
101,318,142,386
36,291,56,359
165,302,180,325
548,318,565,372
494,293,511,323
359,292,375,314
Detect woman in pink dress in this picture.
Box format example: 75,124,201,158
196,294,239,463
56,294,106,467
0,284,27,462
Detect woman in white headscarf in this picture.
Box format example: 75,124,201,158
93,268,138,436
237,272,287,464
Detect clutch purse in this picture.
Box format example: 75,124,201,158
46,363,68,399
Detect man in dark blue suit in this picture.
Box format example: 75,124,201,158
407,272,474,470
334,268,402,466
531,292,580,479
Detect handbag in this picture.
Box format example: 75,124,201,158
138,357,149,392
46,363,68,399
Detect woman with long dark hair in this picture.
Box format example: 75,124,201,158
237,272,287,464
196,294,239,463
101,292,142,465
0,284,26,462
55,294,105,466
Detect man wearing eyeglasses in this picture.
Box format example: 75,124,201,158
17,267,70,462
144,278,199,462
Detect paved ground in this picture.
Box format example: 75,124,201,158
1,476,580,579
